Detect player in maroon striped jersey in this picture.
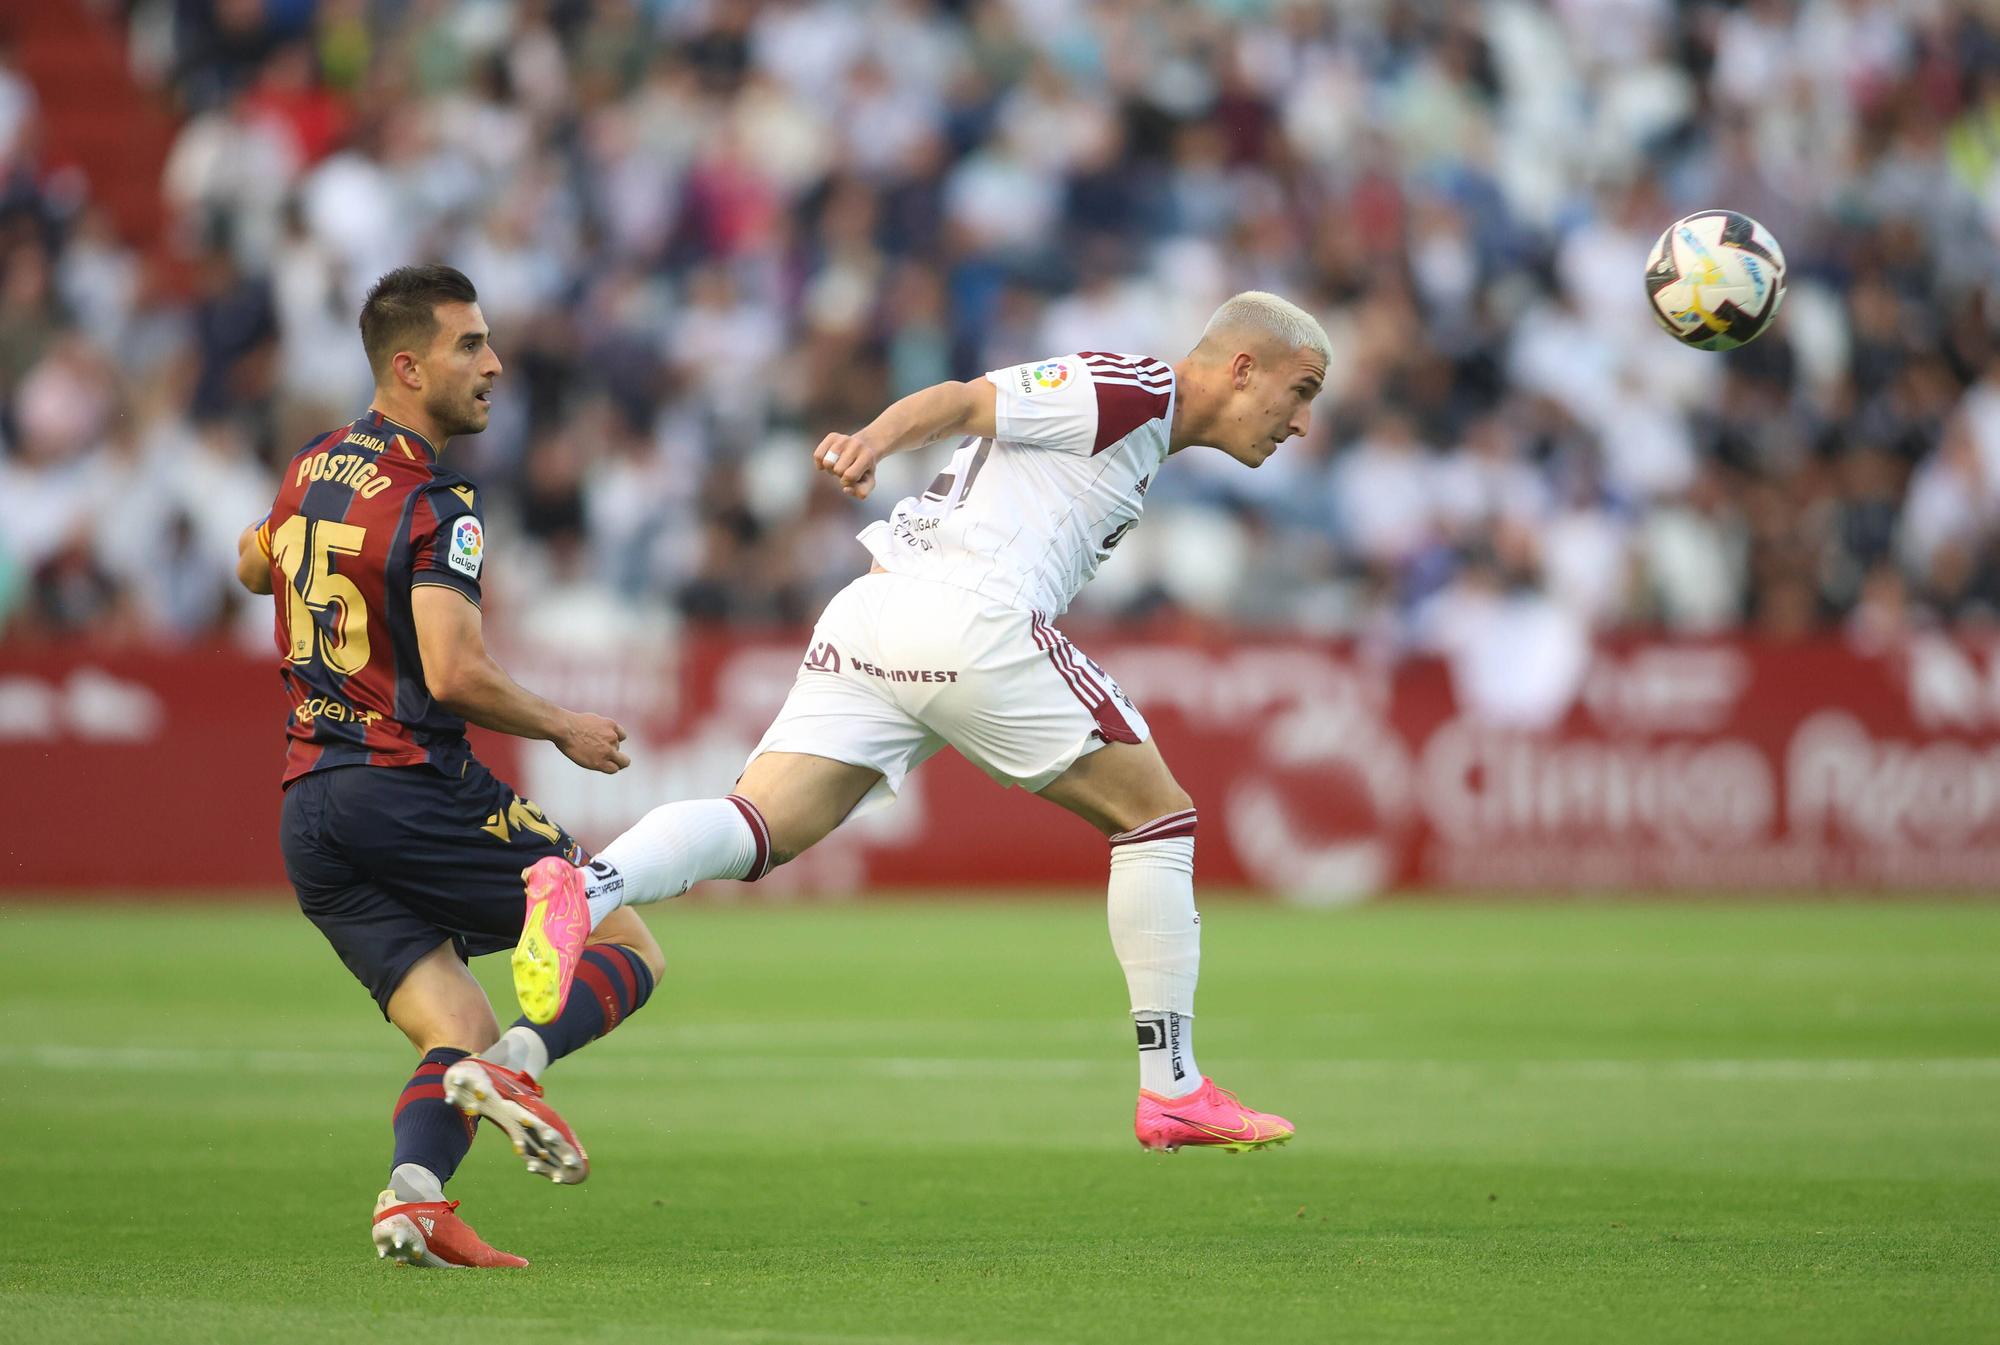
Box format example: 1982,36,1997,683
515,292,1330,1155
236,265,665,1266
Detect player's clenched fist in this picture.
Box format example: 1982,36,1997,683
813,431,880,500
558,712,630,774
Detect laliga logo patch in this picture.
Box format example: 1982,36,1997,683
1028,360,1071,394
449,515,483,579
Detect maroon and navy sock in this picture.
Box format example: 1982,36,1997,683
388,1046,477,1197
515,943,655,1068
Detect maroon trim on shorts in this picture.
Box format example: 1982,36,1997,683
1029,612,1141,746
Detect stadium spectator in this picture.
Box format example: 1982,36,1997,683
4,0,2000,660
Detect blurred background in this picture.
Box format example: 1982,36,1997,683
8,15,1995,1334
4,0,2000,898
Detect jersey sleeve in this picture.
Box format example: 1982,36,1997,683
984,356,1100,456
986,352,1175,457
409,481,485,607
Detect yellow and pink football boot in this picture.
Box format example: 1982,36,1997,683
513,856,591,1025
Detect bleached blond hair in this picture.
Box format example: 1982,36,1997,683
1197,291,1332,363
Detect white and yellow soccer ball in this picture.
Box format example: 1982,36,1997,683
1643,210,1787,351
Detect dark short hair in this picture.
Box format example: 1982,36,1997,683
359,265,478,379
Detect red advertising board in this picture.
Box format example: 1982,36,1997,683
6,633,2000,897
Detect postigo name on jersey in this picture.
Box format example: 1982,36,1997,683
294,447,394,499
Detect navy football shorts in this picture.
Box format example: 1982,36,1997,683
281,758,588,1015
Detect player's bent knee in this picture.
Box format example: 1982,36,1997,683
1105,790,1195,839
415,1030,497,1056
387,941,502,1055
1153,782,1195,820
591,907,666,983
1077,764,1196,837
1117,748,1193,831
406,1009,502,1056
607,939,666,985
733,752,883,870
403,1003,502,1056
736,812,824,870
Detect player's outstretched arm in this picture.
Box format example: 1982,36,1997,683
235,519,273,595
411,584,629,773
813,378,999,500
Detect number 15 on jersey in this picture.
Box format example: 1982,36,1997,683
270,516,372,676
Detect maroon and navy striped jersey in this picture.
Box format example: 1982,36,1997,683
256,409,486,786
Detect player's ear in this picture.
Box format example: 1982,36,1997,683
1231,350,1255,390
391,349,423,391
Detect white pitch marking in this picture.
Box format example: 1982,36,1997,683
5,1044,1998,1084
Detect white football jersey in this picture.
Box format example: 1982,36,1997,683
857,352,1175,617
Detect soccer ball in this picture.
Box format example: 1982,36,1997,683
1643,210,1787,351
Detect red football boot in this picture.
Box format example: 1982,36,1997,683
371,1190,528,1268
443,1056,590,1184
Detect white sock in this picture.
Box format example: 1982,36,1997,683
1135,1011,1200,1097
585,795,772,929
480,1025,551,1081
582,859,627,930
1106,812,1202,1098
389,1163,443,1204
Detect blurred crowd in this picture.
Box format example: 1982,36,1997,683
4,0,2000,685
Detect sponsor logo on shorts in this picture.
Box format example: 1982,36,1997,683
481,797,561,845
851,659,959,684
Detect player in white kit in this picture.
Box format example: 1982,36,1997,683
502,292,1329,1153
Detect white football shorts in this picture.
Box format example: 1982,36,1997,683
748,571,1151,816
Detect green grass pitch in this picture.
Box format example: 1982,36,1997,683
2,899,1996,1343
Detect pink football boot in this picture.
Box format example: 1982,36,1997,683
514,856,590,1025
1136,1077,1295,1153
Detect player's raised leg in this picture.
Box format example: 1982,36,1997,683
511,570,943,1022
1038,737,1294,1153
460,907,665,1181
512,790,774,1023
513,750,886,1022
371,941,529,1267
